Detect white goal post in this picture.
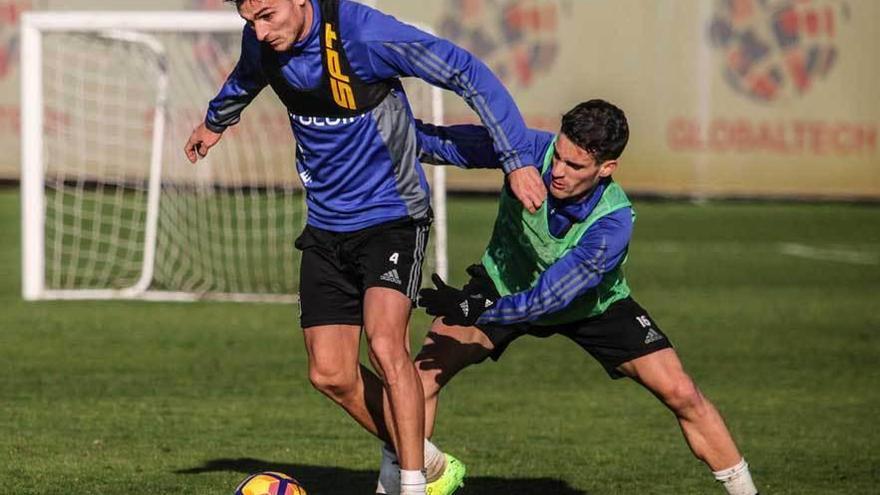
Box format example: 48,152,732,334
21,10,447,303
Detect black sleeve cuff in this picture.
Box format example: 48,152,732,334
204,119,228,134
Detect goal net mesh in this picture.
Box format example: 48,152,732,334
37,25,442,301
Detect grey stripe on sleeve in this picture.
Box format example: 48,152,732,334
382,42,524,170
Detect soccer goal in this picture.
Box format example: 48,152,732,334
20,10,447,303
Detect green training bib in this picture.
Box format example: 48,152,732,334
481,139,634,325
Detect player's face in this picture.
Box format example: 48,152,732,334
239,0,312,52
549,133,617,201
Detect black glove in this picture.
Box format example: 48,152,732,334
418,273,495,327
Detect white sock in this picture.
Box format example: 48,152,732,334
377,440,445,492
400,469,426,495
424,439,447,483
713,458,758,495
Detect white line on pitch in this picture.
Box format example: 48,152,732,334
777,243,879,266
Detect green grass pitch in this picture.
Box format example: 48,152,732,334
1,188,878,494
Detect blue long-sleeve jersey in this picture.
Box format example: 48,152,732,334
205,0,534,232
417,122,634,325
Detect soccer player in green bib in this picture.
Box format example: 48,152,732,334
410,100,759,495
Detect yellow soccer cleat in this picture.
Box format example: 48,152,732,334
426,454,466,495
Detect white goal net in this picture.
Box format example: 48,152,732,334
21,11,446,303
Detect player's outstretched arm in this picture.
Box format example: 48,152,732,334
415,121,506,169
187,25,266,164
356,7,544,210
184,123,222,164
416,120,549,212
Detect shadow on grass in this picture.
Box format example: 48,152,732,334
177,457,588,494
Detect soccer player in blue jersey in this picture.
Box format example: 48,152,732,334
183,1,543,494
409,100,759,495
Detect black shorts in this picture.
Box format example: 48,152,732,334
295,216,431,328
465,265,673,379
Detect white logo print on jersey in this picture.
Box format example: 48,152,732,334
289,113,367,127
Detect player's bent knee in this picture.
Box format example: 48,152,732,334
369,336,410,362
661,376,705,414
308,367,358,401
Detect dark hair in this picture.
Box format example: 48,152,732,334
560,99,629,163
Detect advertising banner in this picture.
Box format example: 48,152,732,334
2,0,877,199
